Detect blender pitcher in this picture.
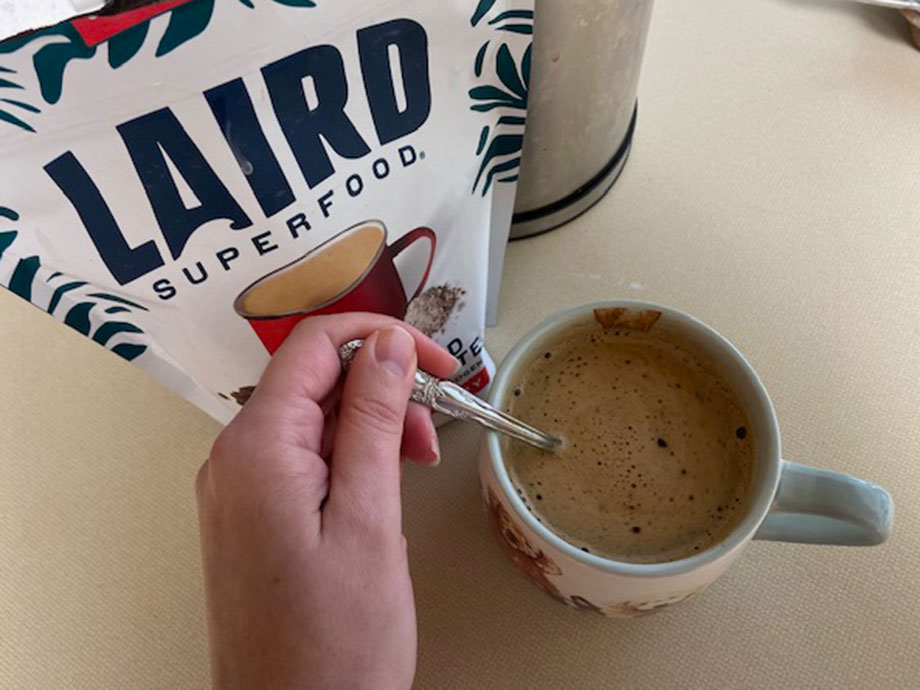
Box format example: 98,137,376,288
512,0,655,238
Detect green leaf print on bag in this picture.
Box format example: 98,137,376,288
469,40,531,195
469,2,532,195
0,207,18,259
0,23,96,109
472,134,522,195
107,22,150,68
0,207,150,363
470,42,530,112
0,64,42,132
471,0,500,27
8,255,40,301
156,0,216,57
488,9,534,34
474,41,489,77
64,301,94,335
92,321,144,346
0,0,318,133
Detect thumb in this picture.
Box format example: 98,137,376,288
324,326,417,537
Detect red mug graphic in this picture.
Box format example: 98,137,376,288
234,220,436,353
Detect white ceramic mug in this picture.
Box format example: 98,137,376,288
478,301,893,616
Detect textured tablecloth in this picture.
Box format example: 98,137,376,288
2,1,919,687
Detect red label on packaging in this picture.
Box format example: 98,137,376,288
72,0,194,46
462,367,490,394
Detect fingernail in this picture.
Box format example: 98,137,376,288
449,358,463,378
428,434,441,466
375,326,415,376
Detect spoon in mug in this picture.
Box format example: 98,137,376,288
338,339,563,453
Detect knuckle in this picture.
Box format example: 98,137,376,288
208,426,239,462
345,506,386,541
290,317,324,344
202,425,252,491
345,395,405,436
194,459,210,500
375,530,409,566
333,489,392,536
272,452,330,501
208,414,263,466
348,516,400,555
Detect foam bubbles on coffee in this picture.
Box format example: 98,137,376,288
506,324,754,564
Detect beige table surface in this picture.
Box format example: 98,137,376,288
3,0,920,688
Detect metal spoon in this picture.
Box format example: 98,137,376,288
338,339,563,453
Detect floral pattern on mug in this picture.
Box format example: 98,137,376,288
567,595,603,614
486,488,605,612
486,488,564,600
592,307,661,332
602,587,703,617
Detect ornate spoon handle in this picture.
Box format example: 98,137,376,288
338,339,562,453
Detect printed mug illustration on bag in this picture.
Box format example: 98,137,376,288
234,220,435,353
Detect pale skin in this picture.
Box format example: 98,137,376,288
196,313,459,689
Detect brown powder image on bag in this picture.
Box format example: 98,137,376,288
221,386,255,406
406,284,466,337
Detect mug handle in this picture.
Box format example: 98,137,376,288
754,460,893,545
389,227,437,301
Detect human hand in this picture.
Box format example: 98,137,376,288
196,313,459,689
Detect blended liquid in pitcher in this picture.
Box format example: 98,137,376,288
506,322,754,563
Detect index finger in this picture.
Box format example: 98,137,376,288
250,312,458,409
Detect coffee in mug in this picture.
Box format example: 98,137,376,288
480,302,892,617
506,320,754,563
